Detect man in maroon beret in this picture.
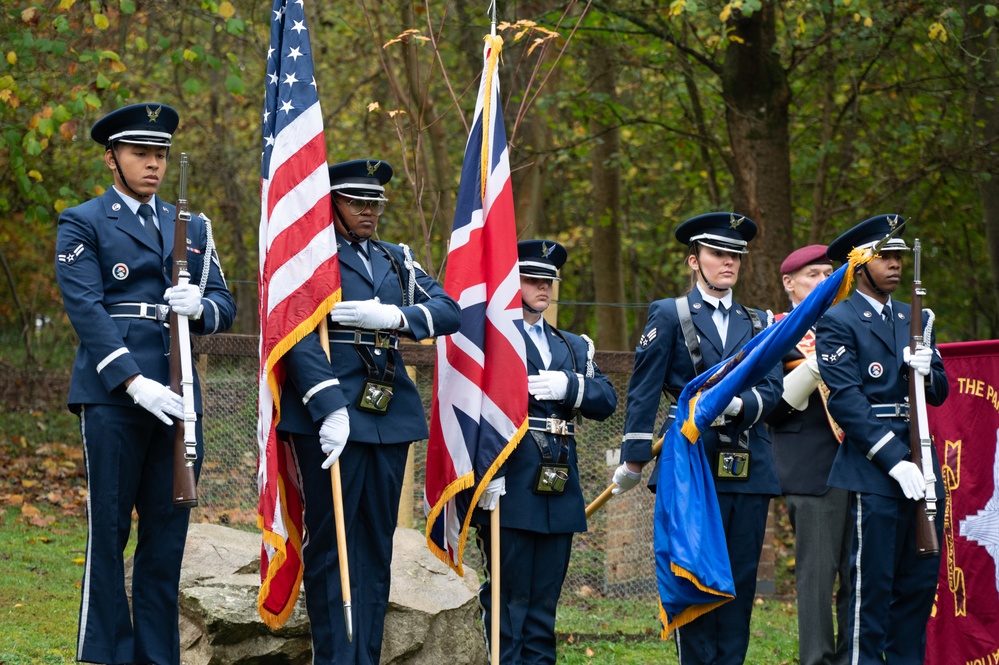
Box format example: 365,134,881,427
766,245,852,665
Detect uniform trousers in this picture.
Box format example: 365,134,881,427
292,435,410,665
676,493,770,665
476,526,574,665
846,492,943,664
787,489,851,665
76,404,202,665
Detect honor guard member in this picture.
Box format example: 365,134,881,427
611,212,783,665
815,215,947,664
471,240,617,664
276,159,461,665
54,103,235,665
765,245,851,665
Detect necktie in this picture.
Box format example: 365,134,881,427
351,242,372,278
351,242,369,259
137,203,162,251
882,306,894,333
708,301,728,346
529,324,551,368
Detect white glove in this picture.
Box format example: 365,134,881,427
527,370,570,401
319,407,350,470
611,464,643,495
330,299,402,330
164,284,203,319
889,460,926,500
781,356,823,411
723,396,743,417
477,477,506,511
904,346,933,377
125,375,183,425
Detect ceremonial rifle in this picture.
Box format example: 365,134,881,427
171,153,198,508
908,238,940,557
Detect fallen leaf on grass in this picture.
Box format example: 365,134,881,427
30,514,56,528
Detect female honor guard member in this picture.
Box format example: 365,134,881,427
611,212,782,665
471,240,617,664
815,215,947,664
54,103,235,665
276,159,460,665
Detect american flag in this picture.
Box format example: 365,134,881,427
256,0,338,629
424,35,528,575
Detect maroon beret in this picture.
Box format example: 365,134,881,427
780,244,831,275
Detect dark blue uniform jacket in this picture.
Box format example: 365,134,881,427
277,235,461,442
621,288,782,495
471,322,617,534
55,188,235,412
816,292,948,497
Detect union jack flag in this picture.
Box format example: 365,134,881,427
256,0,339,629
424,35,528,574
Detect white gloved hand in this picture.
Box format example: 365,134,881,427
477,477,506,511
164,284,203,319
889,460,926,500
723,396,744,417
781,358,823,411
125,375,183,425
611,464,643,495
319,407,350,470
478,476,506,510
904,346,933,377
330,299,403,330
527,370,570,401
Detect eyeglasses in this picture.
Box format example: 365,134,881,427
337,196,386,216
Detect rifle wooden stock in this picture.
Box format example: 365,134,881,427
908,239,939,558
171,153,198,508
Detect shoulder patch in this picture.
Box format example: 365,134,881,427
821,345,846,365
57,244,85,265
639,327,658,348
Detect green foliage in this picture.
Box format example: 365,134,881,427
1,0,998,341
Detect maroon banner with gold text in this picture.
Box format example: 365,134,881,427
926,340,999,664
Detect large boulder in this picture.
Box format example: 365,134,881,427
127,523,486,664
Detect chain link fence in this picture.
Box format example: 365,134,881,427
190,334,775,608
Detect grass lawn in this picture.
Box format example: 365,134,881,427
0,357,802,662
0,503,87,664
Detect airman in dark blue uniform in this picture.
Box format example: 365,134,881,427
612,212,782,664
815,215,947,664
766,244,851,665
54,103,235,665
470,239,617,664
277,159,461,664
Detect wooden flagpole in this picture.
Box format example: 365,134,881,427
319,317,353,642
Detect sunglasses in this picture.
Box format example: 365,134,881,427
337,196,386,216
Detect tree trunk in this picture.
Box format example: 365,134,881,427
961,1,999,337
722,1,793,312
587,42,629,351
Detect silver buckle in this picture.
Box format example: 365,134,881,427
545,417,569,436
374,331,394,349
139,303,170,321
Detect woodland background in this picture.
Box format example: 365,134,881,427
3,0,999,357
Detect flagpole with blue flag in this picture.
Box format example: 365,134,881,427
653,244,879,635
